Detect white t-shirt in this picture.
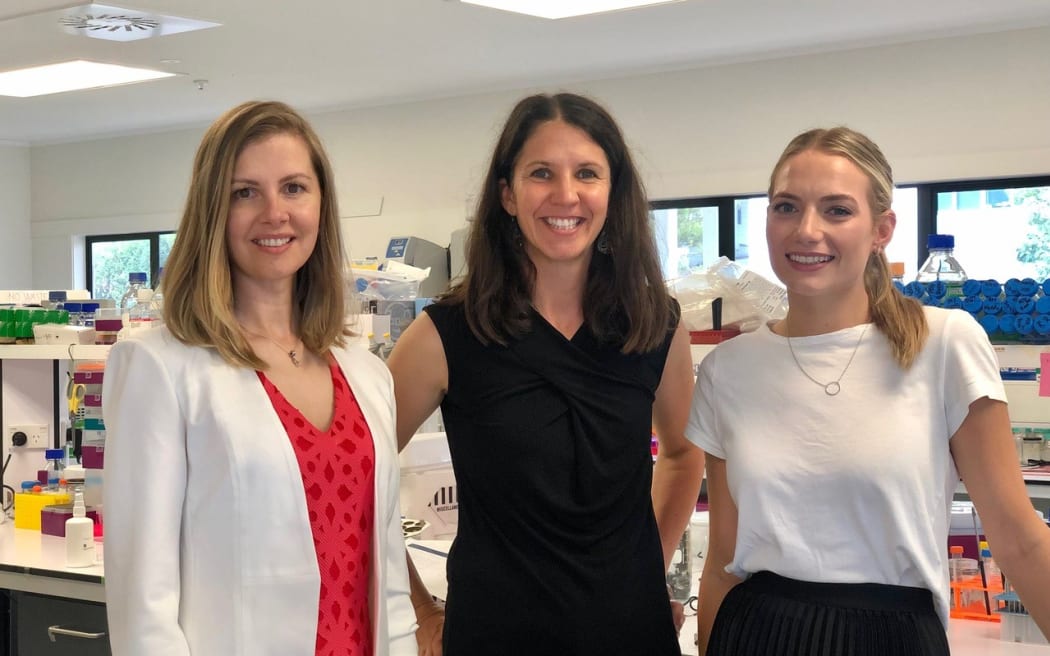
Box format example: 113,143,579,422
685,307,1006,626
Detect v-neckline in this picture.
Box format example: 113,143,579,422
531,307,586,343
257,359,340,435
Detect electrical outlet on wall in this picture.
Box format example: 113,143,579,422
7,424,49,449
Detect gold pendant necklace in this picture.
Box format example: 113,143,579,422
785,324,868,396
242,328,302,367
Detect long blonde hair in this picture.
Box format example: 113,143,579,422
769,127,928,369
162,100,351,368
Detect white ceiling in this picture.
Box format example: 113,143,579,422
3,0,1050,145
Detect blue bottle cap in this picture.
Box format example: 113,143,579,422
1034,314,1050,335
962,279,983,297
1015,314,1035,335
904,281,926,299
63,302,82,313
45,448,64,460
926,281,948,299
981,299,1003,316
1005,278,1022,295
48,290,68,302
81,302,99,313
926,234,955,249
128,272,148,284
20,481,36,491
1042,279,1050,296
998,314,1017,334
942,296,963,310
1019,278,1039,296
1015,296,1036,314
979,280,1001,299
962,297,984,313
1037,296,1050,314
979,315,999,333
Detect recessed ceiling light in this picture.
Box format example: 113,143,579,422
460,0,684,19
0,60,176,98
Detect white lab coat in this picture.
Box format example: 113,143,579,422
102,327,417,656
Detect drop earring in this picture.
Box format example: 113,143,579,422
596,230,611,255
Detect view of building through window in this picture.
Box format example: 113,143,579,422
936,185,1050,281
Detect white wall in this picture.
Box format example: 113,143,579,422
0,144,32,288
28,26,1050,285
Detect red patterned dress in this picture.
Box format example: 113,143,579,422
258,360,376,656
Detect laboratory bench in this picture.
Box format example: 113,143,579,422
0,523,107,656
0,526,1047,654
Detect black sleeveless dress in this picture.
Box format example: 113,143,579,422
424,302,681,656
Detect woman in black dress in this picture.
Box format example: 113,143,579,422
388,92,703,656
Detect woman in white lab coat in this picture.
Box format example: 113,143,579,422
102,100,416,656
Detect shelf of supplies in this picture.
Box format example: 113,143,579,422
0,344,110,360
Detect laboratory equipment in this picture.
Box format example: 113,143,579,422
384,236,450,298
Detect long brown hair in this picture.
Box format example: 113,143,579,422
445,92,675,353
769,127,928,368
162,100,351,368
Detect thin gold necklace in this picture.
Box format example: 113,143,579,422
785,323,869,396
241,327,302,367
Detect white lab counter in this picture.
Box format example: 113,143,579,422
0,523,104,602
2,527,1046,654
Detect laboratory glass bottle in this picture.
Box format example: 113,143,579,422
119,272,149,323
916,234,967,300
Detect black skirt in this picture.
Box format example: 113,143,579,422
706,572,949,656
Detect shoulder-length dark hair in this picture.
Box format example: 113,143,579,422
162,100,351,368
445,92,675,353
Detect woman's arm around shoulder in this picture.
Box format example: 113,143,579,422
696,454,741,656
953,396,1050,638
386,311,448,451
386,312,449,655
652,321,705,570
102,336,191,656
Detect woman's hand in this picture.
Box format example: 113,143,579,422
414,599,445,656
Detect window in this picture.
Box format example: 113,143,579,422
650,201,719,279
86,231,174,304
653,187,919,284
929,178,1050,281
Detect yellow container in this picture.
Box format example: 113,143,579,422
14,492,71,530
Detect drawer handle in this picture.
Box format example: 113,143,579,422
47,625,107,642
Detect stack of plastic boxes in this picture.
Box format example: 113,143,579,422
73,363,107,510
899,277,1050,344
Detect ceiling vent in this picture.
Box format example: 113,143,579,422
58,4,220,42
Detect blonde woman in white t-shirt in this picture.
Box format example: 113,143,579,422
686,126,1050,656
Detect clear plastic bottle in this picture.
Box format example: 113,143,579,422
119,272,149,324
917,234,967,301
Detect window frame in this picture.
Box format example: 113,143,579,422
652,174,1050,274
85,230,174,296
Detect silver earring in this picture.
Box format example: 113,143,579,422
596,230,611,255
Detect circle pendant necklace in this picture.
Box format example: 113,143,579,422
786,323,869,396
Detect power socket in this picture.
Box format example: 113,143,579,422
8,424,49,449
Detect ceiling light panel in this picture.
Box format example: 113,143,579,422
0,60,176,98
460,0,684,20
